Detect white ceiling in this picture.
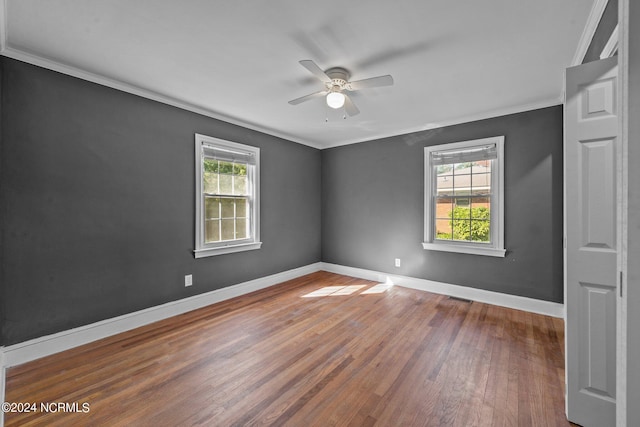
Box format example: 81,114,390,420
1,0,594,149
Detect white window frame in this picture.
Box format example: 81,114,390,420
422,136,506,257
194,134,261,258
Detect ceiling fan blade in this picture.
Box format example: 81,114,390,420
344,94,360,116
346,75,394,91
288,90,327,105
299,60,331,83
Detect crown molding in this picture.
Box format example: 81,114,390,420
572,0,610,66
2,43,560,151
321,98,562,149
0,0,7,52
0,46,323,150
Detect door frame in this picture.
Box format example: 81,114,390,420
616,1,629,425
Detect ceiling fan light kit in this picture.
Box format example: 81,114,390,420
289,60,394,118
326,91,346,109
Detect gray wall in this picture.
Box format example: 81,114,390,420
0,58,322,346
322,106,563,303
583,0,618,63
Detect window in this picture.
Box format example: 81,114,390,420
194,134,261,258
423,136,505,257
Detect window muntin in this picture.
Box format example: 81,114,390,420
195,135,261,258
423,136,505,257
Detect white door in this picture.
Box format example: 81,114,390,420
565,55,618,427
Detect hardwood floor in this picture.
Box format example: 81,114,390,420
4,271,575,426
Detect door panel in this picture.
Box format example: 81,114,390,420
565,55,618,427
580,139,616,248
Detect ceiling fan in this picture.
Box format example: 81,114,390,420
288,60,394,117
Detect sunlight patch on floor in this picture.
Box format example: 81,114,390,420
302,285,366,297
302,279,394,298
361,282,393,294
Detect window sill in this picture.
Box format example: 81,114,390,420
422,242,506,257
194,242,262,258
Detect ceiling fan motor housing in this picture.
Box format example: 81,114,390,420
325,67,350,91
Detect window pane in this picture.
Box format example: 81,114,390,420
471,160,491,173
452,219,471,241
203,158,218,173
435,197,453,218
234,175,247,195
455,197,470,207
471,173,491,195
233,163,247,175
203,172,218,194
454,162,473,172
218,161,234,174
221,219,235,240
435,218,452,239
219,174,232,194
471,202,490,219
453,174,471,196
205,197,220,219
436,164,453,175
236,199,247,217
205,219,220,243
236,218,247,239
221,198,235,218
436,175,453,195
471,220,491,242
435,197,453,239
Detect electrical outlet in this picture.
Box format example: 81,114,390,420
394,258,401,268
185,274,193,287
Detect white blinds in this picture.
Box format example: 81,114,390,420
430,143,497,165
202,143,256,165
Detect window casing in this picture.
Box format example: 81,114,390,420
194,134,261,258
423,136,505,257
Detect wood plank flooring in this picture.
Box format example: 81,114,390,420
4,271,575,426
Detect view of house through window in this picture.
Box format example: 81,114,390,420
423,136,505,257
435,160,492,243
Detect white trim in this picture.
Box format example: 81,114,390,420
0,259,564,426
423,136,505,257
321,262,565,318
0,351,4,427
322,99,561,149
600,23,619,59
0,0,7,53
0,47,323,150
0,262,322,369
572,0,610,66
194,134,261,257
616,1,629,424
194,242,262,258
0,44,560,151
421,242,506,257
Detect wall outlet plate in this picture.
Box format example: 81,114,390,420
394,258,401,267
185,274,193,287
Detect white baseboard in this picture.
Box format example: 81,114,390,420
1,263,323,370
320,262,565,318
0,358,4,427
0,259,563,427
0,262,564,368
